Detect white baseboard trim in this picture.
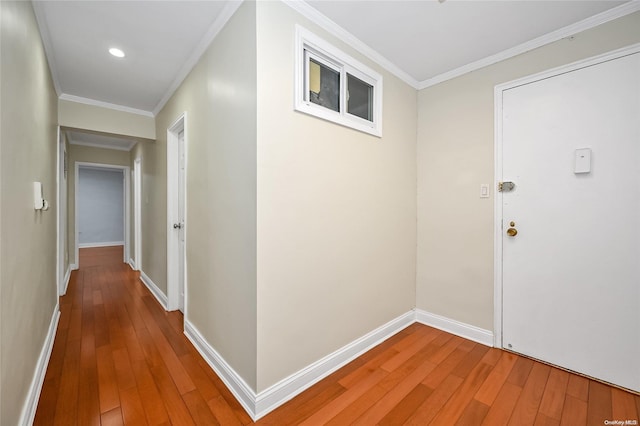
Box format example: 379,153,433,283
415,308,494,347
184,321,258,419
139,270,167,310
128,258,136,270
78,241,124,248
183,309,493,421
71,263,78,271
255,310,415,419
19,303,60,426
185,310,415,421
61,265,72,296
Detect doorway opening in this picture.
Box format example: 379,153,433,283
75,162,131,269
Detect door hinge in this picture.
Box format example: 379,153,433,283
498,181,515,192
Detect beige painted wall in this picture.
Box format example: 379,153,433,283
67,144,131,266
151,1,258,388
0,2,59,424
416,12,640,331
59,99,156,140
129,139,166,291
255,2,417,391
143,1,416,393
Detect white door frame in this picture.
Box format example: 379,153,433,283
133,158,142,271
75,161,131,267
167,112,187,313
56,127,70,295
493,43,640,348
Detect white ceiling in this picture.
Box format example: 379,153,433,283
307,0,627,84
34,0,635,118
34,0,237,114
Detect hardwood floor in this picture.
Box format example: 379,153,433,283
35,247,640,425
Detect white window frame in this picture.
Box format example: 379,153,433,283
294,25,383,137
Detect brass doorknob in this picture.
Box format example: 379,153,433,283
507,227,518,237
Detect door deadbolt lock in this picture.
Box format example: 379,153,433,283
498,181,516,192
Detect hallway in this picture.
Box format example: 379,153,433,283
34,247,252,425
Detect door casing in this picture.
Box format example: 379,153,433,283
133,158,142,271
56,127,69,295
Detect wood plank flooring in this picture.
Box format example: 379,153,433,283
34,246,640,425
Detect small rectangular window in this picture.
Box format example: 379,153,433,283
307,55,340,113
295,26,382,137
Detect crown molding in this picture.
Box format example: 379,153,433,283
418,0,640,90
59,94,154,117
32,1,62,96
282,0,421,90
152,0,245,116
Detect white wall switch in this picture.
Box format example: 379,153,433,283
480,184,490,198
574,148,591,174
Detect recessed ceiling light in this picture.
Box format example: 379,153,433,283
109,47,125,58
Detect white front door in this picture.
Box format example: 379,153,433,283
501,51,640,392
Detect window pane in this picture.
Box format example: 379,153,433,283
347,74,373,121
308,57,340,113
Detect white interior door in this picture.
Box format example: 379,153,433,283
501,51,640,392
167,114,186,313
177,130,186,312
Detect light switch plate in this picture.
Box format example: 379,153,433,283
575,148,591,174
480,184,490,198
